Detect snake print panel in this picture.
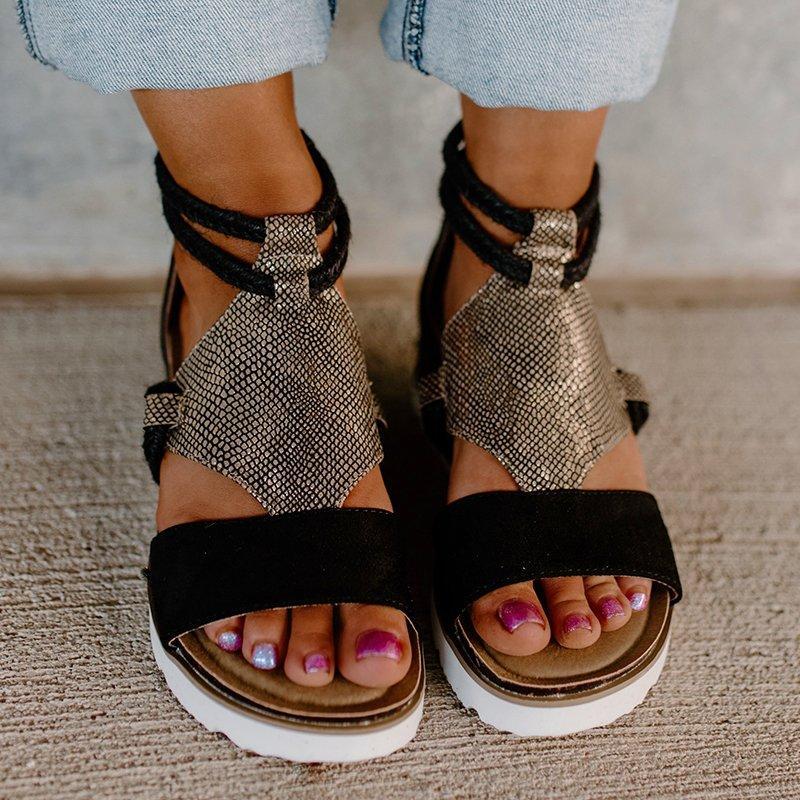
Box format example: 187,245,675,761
159,214,382,515
430,208,635,491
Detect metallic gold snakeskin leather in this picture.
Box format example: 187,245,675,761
143,391,180,428
615,369,648,403
416,370,445,410
423,207,641,491
146,214,382,515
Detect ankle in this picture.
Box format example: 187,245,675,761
443,194,522,321
444,238,492,321
170,149,336,359
173,222,336,360
198,143,324,219
136,75,322,218
173,246,238,358
460,97,606,210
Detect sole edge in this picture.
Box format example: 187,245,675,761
432,608,669,737
150,614,423,762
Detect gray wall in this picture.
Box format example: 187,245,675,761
1,1,798,284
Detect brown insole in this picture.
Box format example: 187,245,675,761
457,585,671,695
178,626,423,721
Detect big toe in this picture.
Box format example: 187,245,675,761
283,605,335,687
337,604,412,688
470,581,550,656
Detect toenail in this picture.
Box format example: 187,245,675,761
497,599,545,633
304,653,331,674
627,591,648,612
562,614,592,635
597,596,626,621
216,630,242,652
251,642,278,670
355,630,402,662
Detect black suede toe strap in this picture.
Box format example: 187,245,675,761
434,490,682,633
147,509,413,649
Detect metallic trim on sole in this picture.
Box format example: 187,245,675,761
432,607,670,737
149,614,424,762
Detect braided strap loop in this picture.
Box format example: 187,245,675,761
155,132,350,297
442,123,535,236
439,122,601,287
142,381,182,483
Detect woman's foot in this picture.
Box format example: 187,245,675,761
155,242,412,690
445,236,653,656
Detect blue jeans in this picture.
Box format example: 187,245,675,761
17,0,678,109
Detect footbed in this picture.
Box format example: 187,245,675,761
177,626,423,721
455,585,671,696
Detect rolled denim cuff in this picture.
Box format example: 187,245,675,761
16,0,334,93
381,0,679,110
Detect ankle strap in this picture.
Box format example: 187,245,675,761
439,122,601,287
155,132,350,298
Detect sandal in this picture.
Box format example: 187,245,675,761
142,134,424,762
416,123,682,736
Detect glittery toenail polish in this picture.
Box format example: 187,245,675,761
563,613,592,635
355,630,402,662
627,591,648,612
598,596,626,622
216,630,242,652
497,599,545,633
304,653,331,674
251,642,278,670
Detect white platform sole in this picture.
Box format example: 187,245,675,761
432,609,669,737
150,616,423,762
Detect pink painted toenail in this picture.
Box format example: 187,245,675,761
216,630,242,652
598,596,626,622
304,653,331,674
627,591,648,612
355,630,402,662
497,599,545,633
563,614,592,635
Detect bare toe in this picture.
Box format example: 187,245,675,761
337,604,412,689
541,576,601,649
470,581,550,656
616,576,653,613
283,605,334,687
204,616,245,653
241,608,289,671
583,576,631,631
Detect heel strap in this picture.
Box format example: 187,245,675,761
155,132,350,298
439,122,600,287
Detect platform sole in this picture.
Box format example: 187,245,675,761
432,608,669,737
150,615,423,762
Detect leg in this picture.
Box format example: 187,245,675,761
448,97,651,654
134,75,411,688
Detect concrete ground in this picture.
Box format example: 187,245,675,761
1,285,798,799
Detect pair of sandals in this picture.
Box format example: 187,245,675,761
143,124,682,763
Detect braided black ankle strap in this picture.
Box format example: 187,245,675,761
155,132,350,298
440,122,601,287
